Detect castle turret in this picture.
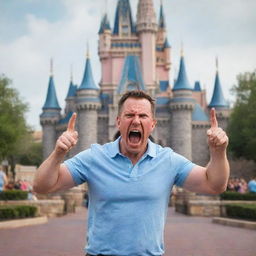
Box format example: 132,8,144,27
208,58,229,129
65,72,77,115
98,13,112,59
156,1,171,81
76,51,101,152
136,0,158,95
113,0,135,36
40,60,61,159
170,51,194,160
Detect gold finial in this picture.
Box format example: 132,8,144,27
86,42,90,59
50,58,53,76
181,41,184,57
216,56,219,72
70,64,73,82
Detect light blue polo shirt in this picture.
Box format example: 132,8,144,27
64,138,195,256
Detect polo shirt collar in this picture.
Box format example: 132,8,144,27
108,136,157,158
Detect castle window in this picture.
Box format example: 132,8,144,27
122,25,129,36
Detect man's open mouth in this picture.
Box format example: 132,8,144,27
128,130,142,144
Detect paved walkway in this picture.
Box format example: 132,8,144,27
0,207,256,256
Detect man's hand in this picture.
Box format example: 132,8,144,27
55,113,78,154
207,108,228,152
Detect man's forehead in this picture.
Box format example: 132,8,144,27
122,98,152,110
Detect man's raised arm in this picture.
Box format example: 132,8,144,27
33,113,78,194
184,108,230,194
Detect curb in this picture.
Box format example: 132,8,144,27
0,216,48,229
212,217,256,230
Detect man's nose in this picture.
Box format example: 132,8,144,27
132,115,140,124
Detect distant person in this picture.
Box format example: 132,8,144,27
248,177,256,193
0,165,8,191
33,91,230,256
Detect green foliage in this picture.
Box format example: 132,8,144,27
0,75,29,159
228,70,256,161
19,141,43,167
0,205,37,220
220,191,256,201
226,204,256,221
0,190,28,201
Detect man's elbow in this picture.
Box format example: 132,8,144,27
210,185,227,195
33,183,50,195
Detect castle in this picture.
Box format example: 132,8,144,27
40,0,229,166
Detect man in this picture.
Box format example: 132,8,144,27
248,177,256,193
0,165,8,191
33,90,229,256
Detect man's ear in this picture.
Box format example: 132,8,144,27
152,119,157,130
116,116,120,129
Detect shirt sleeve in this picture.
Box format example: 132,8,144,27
172,152,196,187
64,149,92,185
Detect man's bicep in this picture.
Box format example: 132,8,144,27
49,164,76,193
183,165,217,194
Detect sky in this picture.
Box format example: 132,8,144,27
0,0,256,130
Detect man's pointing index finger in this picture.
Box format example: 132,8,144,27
67,112,77,132
210,108,218,129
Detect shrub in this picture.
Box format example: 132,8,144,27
220,191,256,201
226,204,256,221
0,205,37,220
0,190,28,200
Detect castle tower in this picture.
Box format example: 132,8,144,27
65,71,77,115
136,0,158,96
76,51,101,152
156,0,171,86
40,60,61,159
170,51,194,160
208,58,229,130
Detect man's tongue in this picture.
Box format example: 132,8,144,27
129,132,141,144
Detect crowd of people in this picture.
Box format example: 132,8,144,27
0,166,38,200
227,177,256,193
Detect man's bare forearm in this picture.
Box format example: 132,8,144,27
206,149,230,193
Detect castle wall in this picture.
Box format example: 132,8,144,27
42,124,56,159
155,119,171,146
192,123,210,166
170,108,193,160
98,115,109,144
77,109,98,151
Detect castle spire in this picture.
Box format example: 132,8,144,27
158,0,166,29
113,0,135,35
208,60,229,108
98,13,111,34
79,50,99,90
173,51,193,91
136,0,157,32
42,59,61,110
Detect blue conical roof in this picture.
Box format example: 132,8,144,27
113,0,135,35
159,2,166,29
98,13,111,34
192,103,209,121
117,55,145,94
66,80,77,98
208,72,229,108
42,75,61,110
78,57,99,90
164,38,171,48
194,81,202,91
173,56,193,91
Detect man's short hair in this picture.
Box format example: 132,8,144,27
118,90,156,117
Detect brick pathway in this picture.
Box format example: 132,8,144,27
0,207,255,256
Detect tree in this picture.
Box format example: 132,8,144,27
0,75,31,177
228,70,256,161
